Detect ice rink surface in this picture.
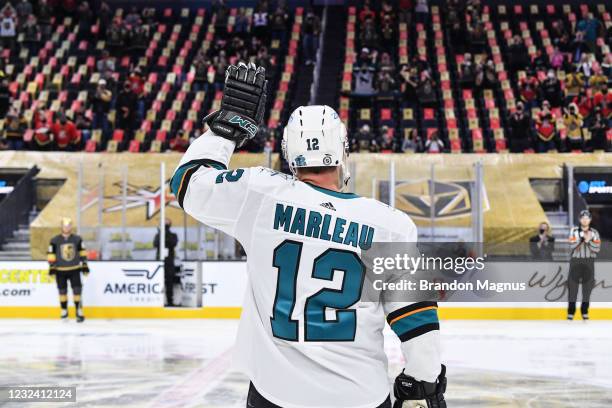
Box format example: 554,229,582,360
1,319,611,408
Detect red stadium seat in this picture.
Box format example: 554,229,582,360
112,130,124,142
128,140,140,152
85,140,97,152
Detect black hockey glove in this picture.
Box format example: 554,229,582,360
204,62,267,148
81,263,90,276
49,265,57,276
393,365,447,408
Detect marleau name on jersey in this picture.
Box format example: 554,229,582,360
273,203,375,250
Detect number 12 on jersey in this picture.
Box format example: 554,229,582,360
270,240,365,342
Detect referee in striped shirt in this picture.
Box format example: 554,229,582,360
567,210,601,320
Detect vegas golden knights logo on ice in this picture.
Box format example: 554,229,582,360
378,180,488,220
60,243,76,262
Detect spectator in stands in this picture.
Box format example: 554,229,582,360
127,66,145,121
354,124,374,152
509,102,532,153
234,8,249,37
253,4,268,42
417,70,437,106
564,103,584,151
116,81,137,132
169,130,189,153
15,0,32,25
270,6,289,45
97,50,115,82
376,68,396,95
22,14,41,55
398,0,413,24
2,108,25,150
507,35,529,73
359,3,375,23
0,11,16,50
550,19,568,43
124,7,140,27
593,85,610,115
475,59,497,90
564,70,584,104
589,107,609,151
97,1,112,39
353,64,376,96
255,46,273,74
192,52,210,92
401,128,421,153
550,45,565,71
380,14,395,53
588,67,607,92
91,79,112,136
129,18,150,57
357,47,377,68
573,89,594,119
539,70,563,108
576,12,602,53
37,0,52,36
359,16,379,54
107,17,127,54
459,53,476,88
519,71,539,111
532,49,549,72
77,1,93,35
0,77,10,118
415,0,429,25
602,54,612,78
535,101,557,152
576,54,594,79
33,113,52,150
378,126,397,152
571,32,589,65
74,106,92,143
468,21,486,54
425,131,445,153
212,50,228,90
379,52,395,72
51,111,80,151
399,64,418,104
529,222,555,260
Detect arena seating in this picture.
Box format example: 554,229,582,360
0,4,303,152
340,1,610,153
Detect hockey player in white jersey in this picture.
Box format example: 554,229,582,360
171,62,446,408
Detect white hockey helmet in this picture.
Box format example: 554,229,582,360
282,105,350,185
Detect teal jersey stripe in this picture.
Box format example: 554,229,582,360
170,164,194,197
390,309,439,338
170,159,228,207
304,182,360,199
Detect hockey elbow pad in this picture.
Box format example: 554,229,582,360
393,365,447,408
204,62,267,148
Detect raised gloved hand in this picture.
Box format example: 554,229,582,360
393,366,447,408
204,62,268,148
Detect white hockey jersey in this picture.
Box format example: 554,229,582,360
171,131,441,408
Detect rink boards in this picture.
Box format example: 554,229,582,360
1,261,611,319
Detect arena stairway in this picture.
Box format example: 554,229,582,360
546,210,571,261
0,210,37,260
314,6,346,108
